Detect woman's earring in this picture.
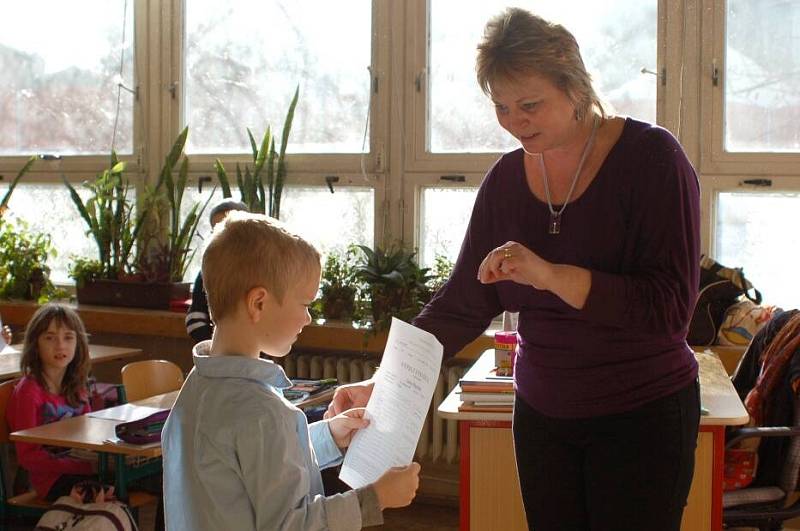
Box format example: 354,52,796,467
574,107,584,121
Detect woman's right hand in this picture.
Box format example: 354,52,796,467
372,462,421,509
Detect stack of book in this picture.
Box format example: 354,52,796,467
284,378,337,407
457,354,514,413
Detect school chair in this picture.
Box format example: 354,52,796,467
722,394,800,530
0,378,49,522
723,309,800,530
121,360,184,403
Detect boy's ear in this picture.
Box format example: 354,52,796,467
245,286,269,322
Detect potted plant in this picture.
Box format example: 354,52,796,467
317,248,362,322
0,218,59,302
65,127,213,309
353,244,433,332
214,86,299,218
427,254,454,293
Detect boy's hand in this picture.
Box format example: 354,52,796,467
373,462,421,509
324,380,375,419
328,408,369,449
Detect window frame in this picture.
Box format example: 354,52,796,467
0,0,147,181
403,0,670,252
699,0,800,176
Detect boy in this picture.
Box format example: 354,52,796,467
185,200,249,343
163,212,420,530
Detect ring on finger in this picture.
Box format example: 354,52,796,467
502,248,513,260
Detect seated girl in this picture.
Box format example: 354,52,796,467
7,303,96,501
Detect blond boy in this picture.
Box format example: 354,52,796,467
162,212,420,530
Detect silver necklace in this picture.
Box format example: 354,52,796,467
539,116,599,235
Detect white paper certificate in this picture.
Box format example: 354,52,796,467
339,317,443,488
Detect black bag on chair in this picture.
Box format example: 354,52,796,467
688,256,762,346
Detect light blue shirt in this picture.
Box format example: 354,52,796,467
162,342,363,531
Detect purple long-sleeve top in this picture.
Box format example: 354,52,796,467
413,118,700,418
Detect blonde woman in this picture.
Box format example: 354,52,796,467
330,8,701,531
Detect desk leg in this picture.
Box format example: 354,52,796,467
460,422,470,531
115,454,128,500
98,452,109,483
711,426,724,531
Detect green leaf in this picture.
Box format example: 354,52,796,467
272,86,299,219
214,159,232,198
176,156,189,217
0,156,35,213
235,163,245,203
247,128,259,162
110,161,127,174
164,126,189,173
253,126,270,181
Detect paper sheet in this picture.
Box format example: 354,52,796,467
88,404,165,422
339,317,443,488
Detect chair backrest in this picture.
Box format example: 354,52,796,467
0,379,20,444
121,360,184,403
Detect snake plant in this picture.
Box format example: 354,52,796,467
215,85,299,218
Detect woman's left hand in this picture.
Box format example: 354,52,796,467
477,241,552,290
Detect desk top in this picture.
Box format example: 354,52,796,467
438,349,749,426
10,391,177,458
0,344,143,380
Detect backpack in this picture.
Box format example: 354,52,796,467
717,300,777,347
687,256,762,346
34,496,137,531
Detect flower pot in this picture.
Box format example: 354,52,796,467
322,297,356,321
76,279,190,310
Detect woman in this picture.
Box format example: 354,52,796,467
329,8,700,530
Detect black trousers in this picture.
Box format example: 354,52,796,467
512,379,700,531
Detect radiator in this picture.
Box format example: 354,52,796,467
280,353,466,464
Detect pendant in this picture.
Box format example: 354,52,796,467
548,212,561,235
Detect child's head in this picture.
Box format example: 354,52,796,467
21,303,90,406
208,200,249,228
202,212,321,355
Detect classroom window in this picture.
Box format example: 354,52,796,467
427,0,658,153
0,1,134,156
280,186,374,257
714,191,800,309
724,0,800,153
0,183,119,284
182,185,375,282
180,185,226,283
418,187,477,268
184,0,373,155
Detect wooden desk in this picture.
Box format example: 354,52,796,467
438,350,749,531
11,391,177,499
0,344,143,380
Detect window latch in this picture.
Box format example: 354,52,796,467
640,67,666,86
440,175,466,183
198,175,212,193
325,175,339,194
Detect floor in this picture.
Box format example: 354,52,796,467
141,500,459,531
